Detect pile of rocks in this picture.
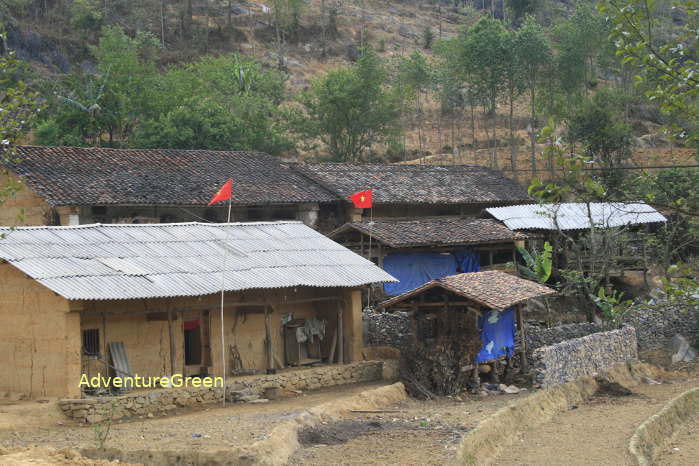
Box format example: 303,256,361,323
363,310,411,349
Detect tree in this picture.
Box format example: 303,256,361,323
395,51,431,157
503,28,525,172
1,31,42,213
458,17,509,168
294,49,401,162
553,6,610,103
602,0,699,151
37,26,157,147
567,89,632,195
515,15,552,176
135,54,291,154
506,0,539,26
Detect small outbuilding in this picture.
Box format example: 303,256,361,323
375,271,555,396
0,221,395,398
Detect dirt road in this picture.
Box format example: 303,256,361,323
0,382,386,453
494,377,699,466
290,390,531,465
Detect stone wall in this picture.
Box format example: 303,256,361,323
363,310,411,349
526,322,604,363
622,302,699,351
532,327,638,388
59,361,384,423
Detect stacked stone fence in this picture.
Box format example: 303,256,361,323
532,327,638,388
60,361,383,424
622,302,699,351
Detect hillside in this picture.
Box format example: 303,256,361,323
3,0,692,176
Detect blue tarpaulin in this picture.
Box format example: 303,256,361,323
382,249,481,295
453,249,481,274
383,252,457,295
476,307,515,363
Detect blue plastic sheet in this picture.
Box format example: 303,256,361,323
453,249,481,273
476,307,515,363
382,252,458,295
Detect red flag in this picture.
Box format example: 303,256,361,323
208,179,233,206
348,189,373,209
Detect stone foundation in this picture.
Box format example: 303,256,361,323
59,361,383,423
532,327,638,388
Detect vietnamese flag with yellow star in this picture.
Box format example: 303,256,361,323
348,189,373,208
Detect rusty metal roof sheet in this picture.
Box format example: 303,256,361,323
329,216,525,248
0,221,396,300
486,202,667,231
375,271,555,311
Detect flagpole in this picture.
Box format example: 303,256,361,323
219,197,232,407
366,205,373,310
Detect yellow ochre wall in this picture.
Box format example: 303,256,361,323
0,171,76,226
0,263,82,398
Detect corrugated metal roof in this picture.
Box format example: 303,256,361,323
485,202,667,231
0,222,397,301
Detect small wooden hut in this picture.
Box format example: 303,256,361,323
374,271,555,396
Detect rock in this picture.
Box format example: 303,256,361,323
147,412,154,418
398,25,417,39
503,385,520,394
248,398,269,404
497,384,508,392
670,334,697,363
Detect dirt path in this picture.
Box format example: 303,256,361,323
657,413,699,465
0,382,386,453
290,390,532,465
494,377,699,466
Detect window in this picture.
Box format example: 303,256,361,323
82,329,100,356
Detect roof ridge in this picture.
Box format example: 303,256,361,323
0,221,304,231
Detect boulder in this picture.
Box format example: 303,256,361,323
670,334,697,363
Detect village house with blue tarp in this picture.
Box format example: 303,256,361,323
374,271,555,395
328,216,528,300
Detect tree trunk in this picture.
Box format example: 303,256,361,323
509,91,516,173
530,86,537,176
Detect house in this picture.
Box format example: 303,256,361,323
1,147,532,230
0,221,396,398
0,146,337,227
486,202,668,275
328,216,527,298
294,162,532,230
374,271,555,395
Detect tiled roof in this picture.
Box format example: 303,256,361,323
486,202,667,231
294,163,531,205
7,146,337,206
376,271,555,310
329,216,524,248
0,221,396,300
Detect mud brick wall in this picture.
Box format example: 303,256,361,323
59,361,384,423
532,327,638,389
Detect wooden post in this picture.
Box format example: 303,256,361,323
167,309,177,375
265,305,273,372
337,300,344,364
516,303,528,373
